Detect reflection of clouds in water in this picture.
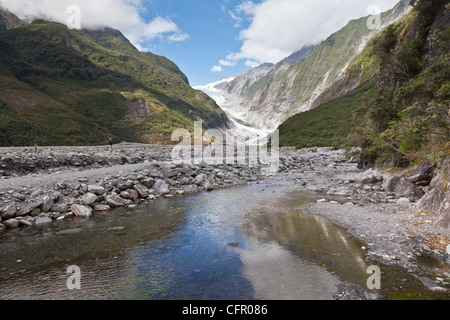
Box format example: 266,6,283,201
236,239,340,300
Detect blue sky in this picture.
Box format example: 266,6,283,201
1,0,400,86
139,0,249,86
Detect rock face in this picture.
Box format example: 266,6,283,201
415,157,450,229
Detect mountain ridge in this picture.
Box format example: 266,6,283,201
0,9,231,147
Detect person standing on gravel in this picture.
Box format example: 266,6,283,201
109,138,114,152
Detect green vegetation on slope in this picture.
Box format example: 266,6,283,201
279,0,449,168
0,17,229,147
279,80,376,149
357,0,450,166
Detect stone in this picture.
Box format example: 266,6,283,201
106,193,129,207
0,202,17,220
165,169,180,178
16,201,43,216
397,198,411,207
153,179,170,195
12,192,27,201
52,203,69,213
133,184,149,198
0,223,5,233
81,193,98,206
35,217,53,226
127,189,139,201
394,178,424,199
93,204,112,211
71,204,93,218
3,218,20,229
446,245,450,255
87,185,106,195
205,181,214,191
41,195,54,213
359,168,383,184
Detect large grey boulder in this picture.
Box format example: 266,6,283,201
0,202,17,220
153,179,170,195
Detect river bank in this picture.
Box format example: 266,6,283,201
0,144,449,298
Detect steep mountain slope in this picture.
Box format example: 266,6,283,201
215,0,411,132
279,0,449,167
0,10,230,146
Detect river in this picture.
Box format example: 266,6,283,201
0,173,445,300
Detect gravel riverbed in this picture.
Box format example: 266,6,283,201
0,144,449,299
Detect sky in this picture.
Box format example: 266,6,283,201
0,0,399,86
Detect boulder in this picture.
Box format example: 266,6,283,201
106,193,129,207
153,179,170,195
41,195,54,213
394,178,424,200
71,204,93,218
415,157,450,229
52,203,69,213
0,202,17,220
81,193,98,206
359,168,383,184
126,189,139,201
3,218,20,229
406,162,434,186
87,185,106,195
133,184,149,198
35,217,53,226
93,204,112,211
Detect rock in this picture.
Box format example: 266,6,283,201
397,198,411,207
133,184,149,198
17,201,43,216
165,169,180,178
93,204,112,211
153,179,170,195
394,178,424,199
52,203,69,213
87,185,106,195
126,189,139,201
359,168,383,184
446,245,450,255
382,175,402,192
195,173,208,184
106,193,129,207
12,192,27,201
81,193,98,206
406,162,434,185
71,204,93,218
0,223,5,233
317,199,327,203
0,202,17,220
35,217,53,226
3,218,20,229
205,181,214,191
41,195,54,213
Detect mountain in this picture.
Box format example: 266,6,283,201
208,0,412,132
279,0,449,168
0,9,230,147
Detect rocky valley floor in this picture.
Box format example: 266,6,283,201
0,144,449,299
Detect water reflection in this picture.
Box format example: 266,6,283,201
0,175,444,300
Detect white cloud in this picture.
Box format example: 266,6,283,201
211,65,224,73
219,59,237,67
0,0,189,49
227,0,399,64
